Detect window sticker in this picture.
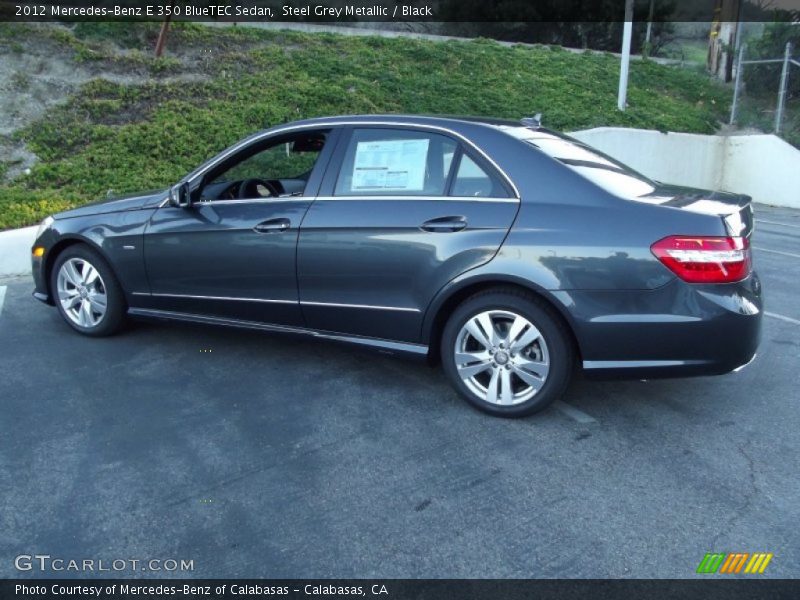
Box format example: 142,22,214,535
352,139,430,192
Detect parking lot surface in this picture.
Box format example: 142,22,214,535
1,204,798,578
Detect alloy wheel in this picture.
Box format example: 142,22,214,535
454,310,550,406
56,257,108,328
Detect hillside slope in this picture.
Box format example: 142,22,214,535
0,23,729,230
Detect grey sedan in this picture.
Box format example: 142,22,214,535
30,115,762,417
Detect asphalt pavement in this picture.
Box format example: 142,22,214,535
0,204,797,579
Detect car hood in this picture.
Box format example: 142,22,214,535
54,189,168,219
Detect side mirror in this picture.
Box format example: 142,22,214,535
170,182,192,208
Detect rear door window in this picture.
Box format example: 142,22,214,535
451,154,509,198
334,128,457,196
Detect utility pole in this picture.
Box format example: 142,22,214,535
617,0,634,111
708,0,742,81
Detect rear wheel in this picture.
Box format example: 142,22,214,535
441,289,574,417
51,245,126,336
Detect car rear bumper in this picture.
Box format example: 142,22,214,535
555,273,763,379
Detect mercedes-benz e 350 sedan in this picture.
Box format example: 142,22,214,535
31,115,762,417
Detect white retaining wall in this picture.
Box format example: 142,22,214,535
0,225,36,278
569,127,800,209
722,135,800,210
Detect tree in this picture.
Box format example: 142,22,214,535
154,1,177,58
435,0,675,52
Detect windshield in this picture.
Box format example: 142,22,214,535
495,126,659,199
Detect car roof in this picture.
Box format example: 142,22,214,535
265,114,545,133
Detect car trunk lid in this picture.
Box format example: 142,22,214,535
639,184,754,239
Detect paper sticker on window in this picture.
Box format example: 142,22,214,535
352,139,429,192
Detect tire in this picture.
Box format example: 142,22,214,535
441,288,574,418
50,244,126,337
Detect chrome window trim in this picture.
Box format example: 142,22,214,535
313,195,517,203
195,197,308,206
193,195,517,206
160,120,520,208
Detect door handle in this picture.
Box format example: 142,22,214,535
420,216,467,233
254,218,291,233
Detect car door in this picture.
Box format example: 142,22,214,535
141,128,338,326
297,125,520,343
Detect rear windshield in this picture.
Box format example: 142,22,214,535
494,126,658,199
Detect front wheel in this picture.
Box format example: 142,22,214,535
441,289,574,417
51,245,126,336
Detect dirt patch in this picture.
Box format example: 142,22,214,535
0,138,36,181
0,23,211,181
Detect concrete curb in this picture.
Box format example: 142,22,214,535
0,225,36,278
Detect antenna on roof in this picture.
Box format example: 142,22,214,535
521,113,542,128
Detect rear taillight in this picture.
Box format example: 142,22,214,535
650,235,752,283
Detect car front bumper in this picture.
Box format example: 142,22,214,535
31,231,55,305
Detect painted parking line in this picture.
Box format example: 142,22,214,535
756,219,800,229
765,311,800,326
554,400,597,424
754,247,800,259
0,286,6,317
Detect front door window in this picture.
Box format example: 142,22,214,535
201,131,328,201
